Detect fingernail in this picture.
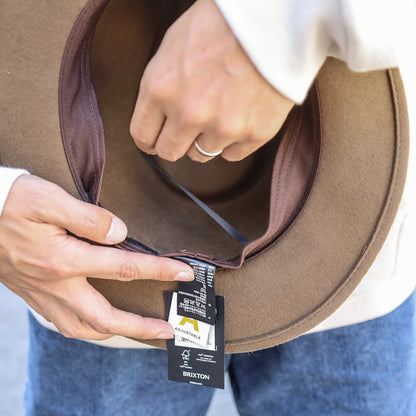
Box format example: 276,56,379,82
106,217,128,244
156,332,175,339
174,271,195,281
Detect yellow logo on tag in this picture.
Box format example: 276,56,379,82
179,317,199,332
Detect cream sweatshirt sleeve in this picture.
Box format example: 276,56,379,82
215,0,415,103
0,167,29,215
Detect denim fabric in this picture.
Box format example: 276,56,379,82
25,293,416,416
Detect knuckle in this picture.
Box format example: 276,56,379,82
58,324,81,339
179,104,209,128
223,154,244,162
248,130,269,144
215,122,243,139
26,182,73,224
115,258,140,281
40,256,68,279
148,80,168,102
48,262,71,280
25,186,53,219
6,176,59,220
143,68,173,103
135,328,147,340
188,153,210,163
129,123,143,143
155,147,181,162
132,316,147,339
59,329,75,339
129,120,155,148
89,316,112,335
221,150,245,163
79,210,101,237
40,248,74,279
6,248,26,272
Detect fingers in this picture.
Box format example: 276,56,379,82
187,133,234,163
4,175,194,284
130,88,166,154
14,175,128,245
40,298,113,341
48,193,127,245
68,282,174,339
36,279,174,340
221,139,270,162
126,0,296,164
65,239,194,282
153,119,200,162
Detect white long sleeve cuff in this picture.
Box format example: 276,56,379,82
215,0,415,103
0,167,29,215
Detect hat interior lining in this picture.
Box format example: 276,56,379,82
60,0,320,266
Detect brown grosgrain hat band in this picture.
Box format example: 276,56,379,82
0,0,409,353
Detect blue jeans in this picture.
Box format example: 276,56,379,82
25,293,416,416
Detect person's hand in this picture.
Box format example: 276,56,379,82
0,175,194,341
130,0,294,163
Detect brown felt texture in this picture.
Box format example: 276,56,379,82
0,0,84,197
91,0,274,258
0,0,409,352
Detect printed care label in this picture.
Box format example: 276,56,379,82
165,291,225,389
168,292,211,347
175,257,216,325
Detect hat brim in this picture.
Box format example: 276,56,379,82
0,0,409,353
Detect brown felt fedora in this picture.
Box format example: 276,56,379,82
0,0,409,353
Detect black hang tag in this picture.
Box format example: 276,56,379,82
175,257,216,325
164,292,225,389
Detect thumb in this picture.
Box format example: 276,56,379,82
16,175,127,245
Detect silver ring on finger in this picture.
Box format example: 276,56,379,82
194,139,223,158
